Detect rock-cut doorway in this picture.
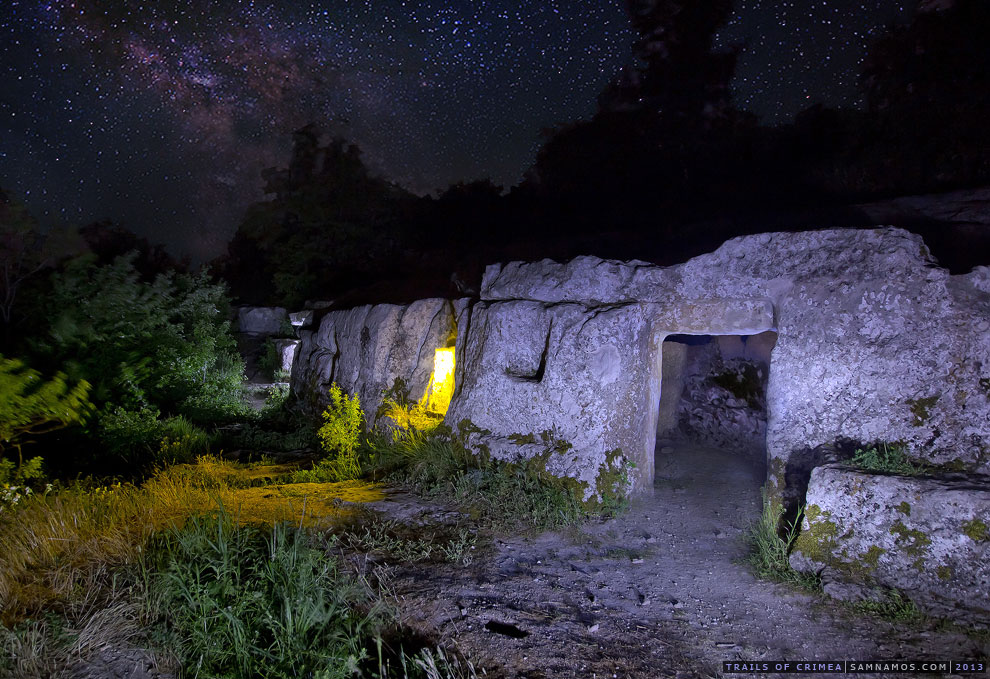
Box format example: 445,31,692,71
653,332,777,537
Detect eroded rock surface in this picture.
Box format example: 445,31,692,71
292,298,464,418
236,306,290,335
790,464,990,622
467,228,990,506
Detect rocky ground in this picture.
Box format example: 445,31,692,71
382,444,988,678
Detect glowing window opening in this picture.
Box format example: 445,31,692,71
423,346,456,415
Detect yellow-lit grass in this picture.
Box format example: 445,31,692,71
0,458,385,623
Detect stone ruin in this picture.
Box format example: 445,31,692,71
288,227,990,621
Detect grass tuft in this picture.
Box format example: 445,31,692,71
851,442,927,476
747,493,820,590
851,588,925,623
365,429,593,532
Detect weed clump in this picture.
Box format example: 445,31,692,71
365,427,610,532
294,384,364,483
747,492,820,590
851,442,927,476
851,588,924,623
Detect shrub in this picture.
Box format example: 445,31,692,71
295,385,364,483
97,407,209,468
318,384,364,456
147,509,385,678
258,338,280,379
42,254,246,420
0,356,92,466
0,455,45,487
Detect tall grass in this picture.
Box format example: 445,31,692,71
146,508,386,679
0,457,372,622
747,493,820,590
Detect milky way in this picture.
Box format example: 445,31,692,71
1,1,914,259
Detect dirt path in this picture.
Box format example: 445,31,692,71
387,444,988,678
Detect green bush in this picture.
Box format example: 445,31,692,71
147,508,385,679
42,254,246,420
97,407,209,468
0,355,92,468
297,384,364,482
258,339,279,379
319,384,364,456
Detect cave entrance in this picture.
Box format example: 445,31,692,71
654,331,778,492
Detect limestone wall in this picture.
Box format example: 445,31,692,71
289,228,990,506
446,301,662,494
291,298,464,419
473,228,990,505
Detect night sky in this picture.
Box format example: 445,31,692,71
1,1,914,259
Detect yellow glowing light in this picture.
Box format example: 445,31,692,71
381,346,456,431
424,346,456,415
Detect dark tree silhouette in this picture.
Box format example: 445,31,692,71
220,125,417,307
78,220,182,280
598,0,737,130
858,0,990,191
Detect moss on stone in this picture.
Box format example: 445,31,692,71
764,457,787,508
792,504,839,564
896,501,911,516
906,395,939,427
937,565,953,581
890,520,932,557
961,518,989,542
860,545,885,571
508,432,537,445
593,448,632,514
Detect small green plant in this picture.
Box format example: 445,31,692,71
263,383,291,411
319,384,364,456
341,520,477,565
851,442,927,475
258,338,281,378
98,407,209,467
0,455,45,487
298,384,365,482
851,588,924,623
747,492,820,589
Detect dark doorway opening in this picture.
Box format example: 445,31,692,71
655,331,778,489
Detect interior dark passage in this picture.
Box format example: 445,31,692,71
654,332,778,491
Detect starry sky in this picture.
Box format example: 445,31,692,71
1,0,914,259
